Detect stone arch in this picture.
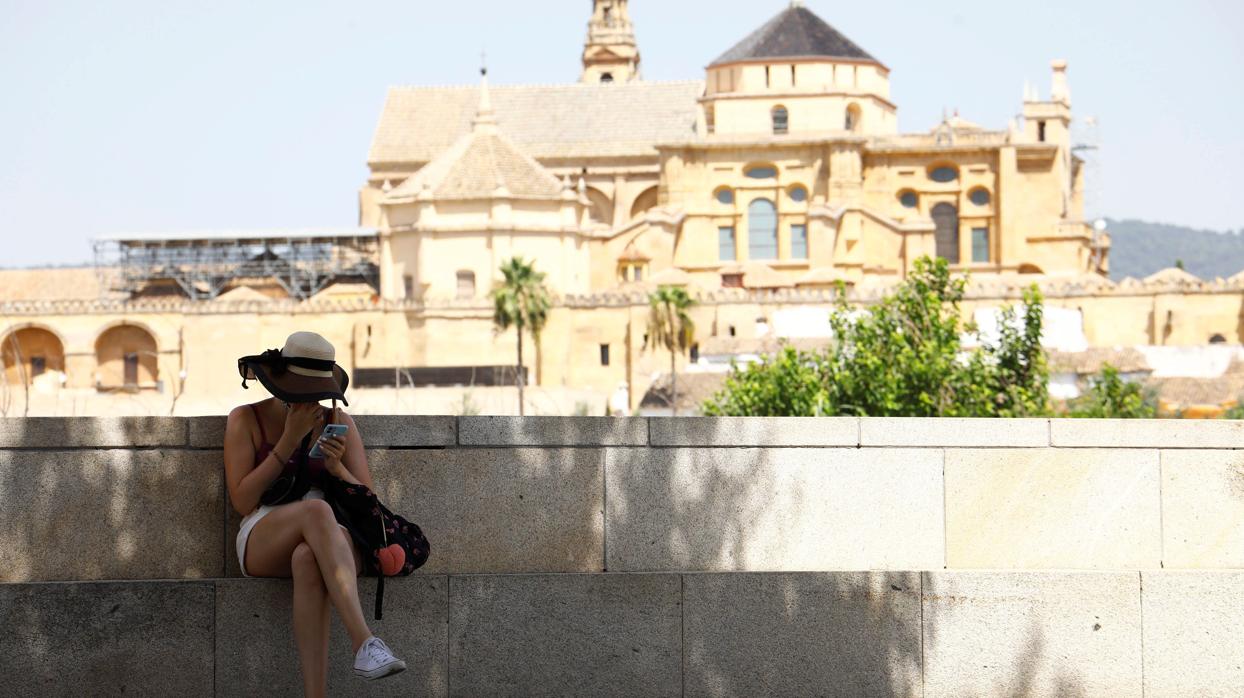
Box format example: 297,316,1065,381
629,186,659,220
1,325,66,386
584,187,614,226
1018,263,1045,275
95,323,159,389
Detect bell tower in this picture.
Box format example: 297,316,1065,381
581,0,640,83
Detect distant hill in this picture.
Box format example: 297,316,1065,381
1106,218,1244,281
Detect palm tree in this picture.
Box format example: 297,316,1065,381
644,285,696,416
490,257,552,416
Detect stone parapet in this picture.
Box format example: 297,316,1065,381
4,417,1244,582
2,571,1241,696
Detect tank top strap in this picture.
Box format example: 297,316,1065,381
249,403,269,445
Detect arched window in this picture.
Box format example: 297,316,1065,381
456,270,476,299
95,324,158,389
932,203,960,264
748,199,778,260
845,103,862,132
1,327,65,386
600,73,614,84
771,106,789,135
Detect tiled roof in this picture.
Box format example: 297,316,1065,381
1147,371,1244,407
1047,347,1151,375
640,371,729,412
0,268,117,302
368,81,704,165
386,131,564,201
1143,267,1202,285
710,5,876,67
719,261,794,289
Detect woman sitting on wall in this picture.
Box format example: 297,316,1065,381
225,331,406,695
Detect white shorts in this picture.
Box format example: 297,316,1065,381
235,487,348,577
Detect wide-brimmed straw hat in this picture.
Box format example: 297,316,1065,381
238,331,350,405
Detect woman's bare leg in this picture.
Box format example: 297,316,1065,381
245,499,372,652
291,542,330,697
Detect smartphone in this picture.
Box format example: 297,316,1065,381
309,423,349,458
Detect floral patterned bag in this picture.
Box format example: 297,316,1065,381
321,473,430,620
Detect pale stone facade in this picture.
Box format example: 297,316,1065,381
364,2,1108,301
0,3,1236,416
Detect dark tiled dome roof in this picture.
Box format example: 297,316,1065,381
710,5,876,66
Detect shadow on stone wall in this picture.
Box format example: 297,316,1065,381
0,416,1140,694
0,419,222,583
606,429,928,695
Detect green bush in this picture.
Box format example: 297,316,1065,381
1064,363,1156,418
701,256,1050,417
700,344,831,417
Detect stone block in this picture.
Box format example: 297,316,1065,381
355,415,456,447
215,576,448,697
191,414,456,448
922,571,1143,697
1141,571,1244,697
0,416,186,448
606,447,944,572
458,415,647,446
448,573,681,697
1051,418,1244,448
0,580,214,697
860,417,1049,447
944,448,1161,569
188,416,227,448
649,416,858,447
0,449,224,582
260,448,602,576
1160,450,1244,568
683,572,922,697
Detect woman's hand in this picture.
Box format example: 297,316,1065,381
283,402,322,442
318,435,348,476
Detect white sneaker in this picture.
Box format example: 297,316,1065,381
353,635,407,680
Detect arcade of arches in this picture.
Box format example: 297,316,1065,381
1,323,160,389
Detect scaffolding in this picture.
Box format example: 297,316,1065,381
1071,116,1108,273
93,229,381,301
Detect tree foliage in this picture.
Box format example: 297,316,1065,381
644,285,696,416
702,257,1050,417
699,344,830,417
1064,363,1156,418
490,256,551,416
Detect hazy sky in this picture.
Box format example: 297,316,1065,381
2,0,1241,267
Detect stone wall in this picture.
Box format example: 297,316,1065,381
2,416,1243,696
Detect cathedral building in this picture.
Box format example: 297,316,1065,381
363,0,1108,305
2,1,1238,417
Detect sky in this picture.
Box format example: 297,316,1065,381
2,0,1241,267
